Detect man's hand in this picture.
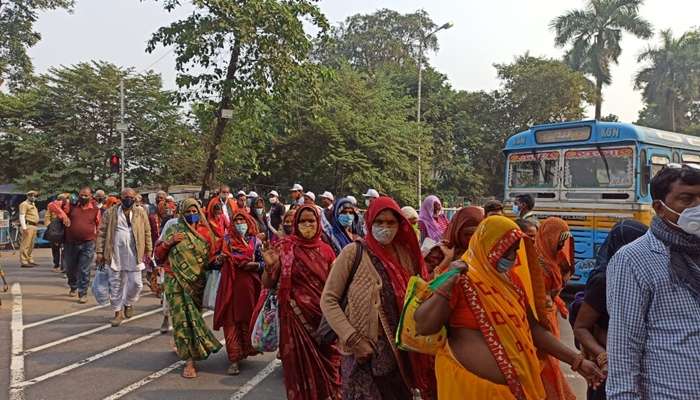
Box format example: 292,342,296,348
95,254,105,265
578,359,606,389
62,217,71,228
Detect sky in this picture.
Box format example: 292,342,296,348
30,0,700,123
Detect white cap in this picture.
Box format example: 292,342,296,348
269,190,280,198
228,193,234,199
236,190,246,197
401,206,419,220
421,238,440,257
166,195,175,202
290,183,304,192
363,188,380,198
247,191,259,198
347,195,358,206
303,191,316,202
320,191,334,201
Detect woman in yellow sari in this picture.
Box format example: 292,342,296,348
414,216,603,399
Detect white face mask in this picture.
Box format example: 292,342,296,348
661,201,700,237
372,224,398,245
269,197,277,204
365,199,371,208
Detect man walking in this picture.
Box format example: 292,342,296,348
268,190,285,232
289,183,304,207
513,193,539,226
45,193,69,272
607,165,700,399
49,187,101,303
96,188,152,327
19,190,40,268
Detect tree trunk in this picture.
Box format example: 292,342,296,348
595,77,603,120
671,97,676,132
199,42,241,200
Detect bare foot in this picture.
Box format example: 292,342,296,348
182,360,197,379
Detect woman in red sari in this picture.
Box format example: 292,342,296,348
261,205,341,400
214,211,264,375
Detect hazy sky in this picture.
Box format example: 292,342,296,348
30,0,700,123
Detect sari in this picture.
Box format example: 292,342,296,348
534,218,575,400
325,197,360,255
155,198,222,361
418,195,449,242
436,206,484,274
275,205,341,400
214,212,263,363
436,215,545,400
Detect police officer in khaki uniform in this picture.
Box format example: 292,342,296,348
19,190,40,268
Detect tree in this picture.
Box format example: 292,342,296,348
0,0,74,89
146,0,328,198
551,0,652,119
635,29,700,132
0,61,189,194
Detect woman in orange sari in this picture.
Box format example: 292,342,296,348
534,218,576,400
261,205,341,399
414,216,603,399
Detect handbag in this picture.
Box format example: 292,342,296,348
43,219,65,243
314,241,364,345
395,268,461,355
250,288,280,352
202,270,221,310
91,263,110,306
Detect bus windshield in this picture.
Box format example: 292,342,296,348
564,147,634,189
507,151,559,188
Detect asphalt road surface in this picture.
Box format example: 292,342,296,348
0,248,587,400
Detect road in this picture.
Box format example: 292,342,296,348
0,248,587,400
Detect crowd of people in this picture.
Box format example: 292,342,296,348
5,164,700,399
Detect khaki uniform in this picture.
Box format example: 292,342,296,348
19,200,39,265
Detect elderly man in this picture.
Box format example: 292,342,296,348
94,190,107,214
19,190,40,268
96,188,152,327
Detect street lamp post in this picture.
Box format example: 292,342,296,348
116,79,127,191
416,21,453,206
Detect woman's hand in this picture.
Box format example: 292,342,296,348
440,245,455,263
243,261,260,271
577,359,606,389
262,248,280,269
352,339,375,363
171,232,185,244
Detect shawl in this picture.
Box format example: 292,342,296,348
418,195,448,241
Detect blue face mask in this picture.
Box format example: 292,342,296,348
497,257,515,273
235,223,248,236
184,214,200,224
337,214,354,227
512,204,520,216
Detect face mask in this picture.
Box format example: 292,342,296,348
121,198,135,209
95,198,105,204
298,222,316,239
269,197,277,204
28,196,36,203
185,214,200,224
512,204,520,215
338,214,354,227
661,201,700,237
283,224,293,235
79,196,90,205
496,257,515,273
235,223,248,236
255,208,264,216
372,224,398,245
166,208,174,216
365,199,371,207
220,195,228,202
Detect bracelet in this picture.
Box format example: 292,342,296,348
571,353,585,372
596,351,608,367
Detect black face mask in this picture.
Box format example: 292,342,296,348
121,198,135,209
79,196,90,205
283,224,293,235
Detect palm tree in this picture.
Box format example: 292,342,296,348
635,29,700,132
551,0,653,119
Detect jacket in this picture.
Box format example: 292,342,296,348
95,205,152,266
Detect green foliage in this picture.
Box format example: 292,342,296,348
0,0,74,89
551,0,652,118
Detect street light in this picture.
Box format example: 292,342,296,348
416,21,453,206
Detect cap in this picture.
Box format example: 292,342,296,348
290,183,304,192
320,191,334,201
236,190,247,197
303,191,316,201
269,190,280,198
362,189,379,198
166,195,175,202
26,190,39,196
247,191,259,198
420,238,440,257
401,206,419,220
347,195,358,206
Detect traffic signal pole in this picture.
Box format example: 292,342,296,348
119,79,125,191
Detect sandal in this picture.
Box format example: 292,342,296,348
182,362,197,379
227,362,240,376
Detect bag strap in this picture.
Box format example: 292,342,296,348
339,240,364,304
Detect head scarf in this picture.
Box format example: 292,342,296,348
594,220,647,273
534,217,574,292
364,197,428,309
178,197,215,245
462,216,545,400
278,206,335,285
444,206,485,258
418,195,447,241
228,211,259,255
326,197,357,253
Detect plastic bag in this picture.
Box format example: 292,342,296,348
202,270,221,310
251,288,279,352
92,264,110,306
395,269,460,355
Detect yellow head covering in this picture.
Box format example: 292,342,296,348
461,216,545,400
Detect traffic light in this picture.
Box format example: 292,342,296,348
110,154,120,173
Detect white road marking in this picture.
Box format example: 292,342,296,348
24,304,109,329
100,360,187,400
10,283,24,400
230,359,281,400
23,307,164,355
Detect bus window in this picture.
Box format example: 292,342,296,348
650,155,669,178
507,151,559,188
564,147,634,189
682,153,700,163
640,149,649,197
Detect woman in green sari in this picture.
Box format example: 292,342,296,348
154,198,222,378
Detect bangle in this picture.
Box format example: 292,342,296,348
596,351,608,367
571,353,585,372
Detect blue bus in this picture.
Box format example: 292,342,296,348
503,120,700,290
